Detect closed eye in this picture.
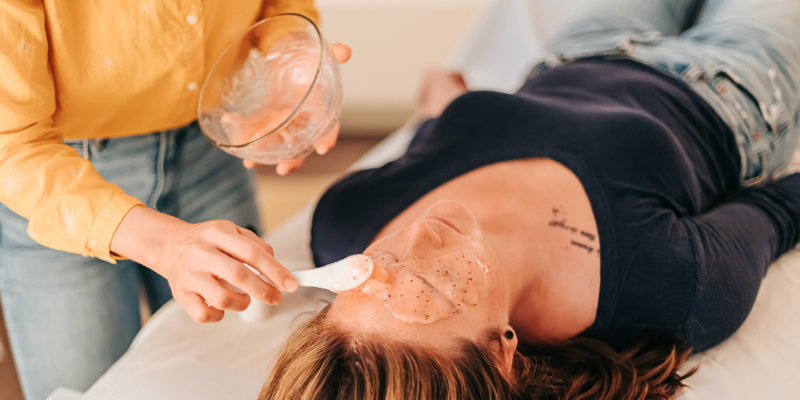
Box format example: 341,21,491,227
416,275,438,292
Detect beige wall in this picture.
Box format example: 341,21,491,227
317,0,490,136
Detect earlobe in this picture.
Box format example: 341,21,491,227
500,325,518,373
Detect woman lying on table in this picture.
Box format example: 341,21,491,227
263,0,800,398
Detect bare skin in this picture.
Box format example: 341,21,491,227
329,71,601,369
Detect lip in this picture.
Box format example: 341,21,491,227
426,216,461,234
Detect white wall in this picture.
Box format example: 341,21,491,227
317,0,490,136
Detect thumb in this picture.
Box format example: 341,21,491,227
243,160,257,169
332,43,352,64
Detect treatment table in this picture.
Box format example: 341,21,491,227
49,0,800,398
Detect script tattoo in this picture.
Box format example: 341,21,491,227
548,206,600,256
570,240,594,254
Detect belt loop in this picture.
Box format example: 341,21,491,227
761,151,771,183
148,131,169,209
543,52,564,68
81,139,90,159
743,151,771,186
682,64,703,85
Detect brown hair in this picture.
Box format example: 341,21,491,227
260,305,696,400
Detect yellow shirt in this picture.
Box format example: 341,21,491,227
0,0,318,262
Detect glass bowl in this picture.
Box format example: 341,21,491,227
198,13,343,164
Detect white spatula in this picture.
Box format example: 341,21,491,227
219,255,375,322
292,254,375,292
222,254,375,294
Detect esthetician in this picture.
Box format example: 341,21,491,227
0,1,349,398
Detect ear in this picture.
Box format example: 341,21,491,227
499,324,518,373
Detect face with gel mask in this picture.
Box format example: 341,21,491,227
329,201,515,353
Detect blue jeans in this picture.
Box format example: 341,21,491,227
539,0,800,185
0,122,260,399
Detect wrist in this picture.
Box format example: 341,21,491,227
110,206,185,274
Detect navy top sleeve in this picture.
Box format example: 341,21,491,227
310,59,800,351
676,176,800,350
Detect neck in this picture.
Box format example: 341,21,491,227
480,210,570,344
464,160,601,344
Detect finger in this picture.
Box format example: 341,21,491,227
316,122,340,155
276,156,307,176
206,227,294,294
451,71,468,88
331,43,351,64
234,227,298,294
236,226,275,256
220,112,241,126
228,230,298,294
206,250,283,303
243,160,257,169
195,273,253,311
178,291,225,323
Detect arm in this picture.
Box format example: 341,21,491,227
679,173,800,350
0,1,140,262
0,1,298,323
688,174,800,269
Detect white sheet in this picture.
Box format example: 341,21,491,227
53,1,800,398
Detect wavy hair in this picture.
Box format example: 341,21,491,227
260,305,696,400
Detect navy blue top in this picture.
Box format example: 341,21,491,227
311,59,800,352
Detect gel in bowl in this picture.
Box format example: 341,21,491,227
198,13,343,164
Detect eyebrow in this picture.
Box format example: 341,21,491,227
415,275,448,298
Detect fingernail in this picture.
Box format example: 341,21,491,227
276,165,288,176
284,278,299,292
316,146,329,155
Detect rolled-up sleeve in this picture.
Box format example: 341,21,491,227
0,1,143,263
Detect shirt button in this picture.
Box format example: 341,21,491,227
187,82,198,91
186,14,198,25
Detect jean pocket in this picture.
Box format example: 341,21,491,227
703,69,775,185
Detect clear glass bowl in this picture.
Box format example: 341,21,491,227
198,14,343,164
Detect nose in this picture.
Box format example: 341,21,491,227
401,220,443,258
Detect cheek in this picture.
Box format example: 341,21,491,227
425,251,490,307
384,271,456,324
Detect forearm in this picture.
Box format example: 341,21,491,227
678,173,800,350
110,205,186,274
681,173,800,291
724,173,800,258
1,121,144,261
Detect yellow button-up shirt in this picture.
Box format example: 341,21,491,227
0,0,318,262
